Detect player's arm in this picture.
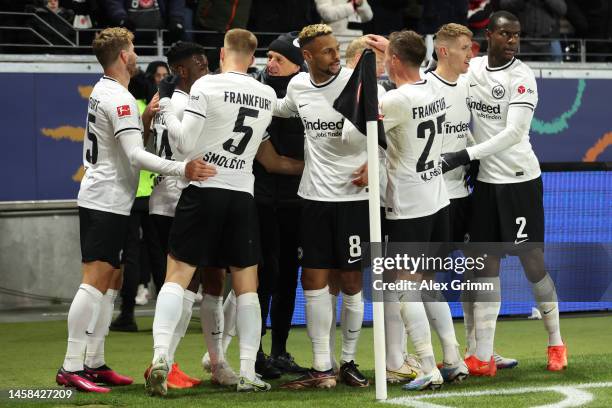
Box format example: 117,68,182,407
466,71,538,160
443,72,538,172
273,82,299,118
111,98,215,180
158,76,206,155
256,139,304,175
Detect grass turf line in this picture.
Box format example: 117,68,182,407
1,315,611,407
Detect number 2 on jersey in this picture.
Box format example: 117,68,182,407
85,113,98,164
223,107,259,156
416,113,445,172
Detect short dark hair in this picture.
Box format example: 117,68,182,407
165,41,207,66
487,10,520,31
388,30,426,67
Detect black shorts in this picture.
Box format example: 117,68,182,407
169,186,260,268
300,199,369,270
79,206,129,269
151,214,173,254
449,196,471,243
468,177,544,251
385,206,450,269
386,205,450,243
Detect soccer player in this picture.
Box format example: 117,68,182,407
57,27,215,393
377,29,448,391
146,41,239,389
275,24,370,389
439,11,567,375
146,28,280,395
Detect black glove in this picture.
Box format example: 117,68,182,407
440,149,470,173
158,74,179,99
424,50,438,73
464,160,480,190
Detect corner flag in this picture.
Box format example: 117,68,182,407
334,48,388,400
333,49,386,149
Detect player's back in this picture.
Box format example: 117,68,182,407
467,56,540,184
77,76,141,216
186,72,277,195
381,78,449,219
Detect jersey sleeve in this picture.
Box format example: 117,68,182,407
508,65,538,111
380,91,406,132
108,94,142,139
274,80,299,118
184,84,209,121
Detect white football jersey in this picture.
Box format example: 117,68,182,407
182,72,276,195
149,90,188,217
276,68,368,202
427,71,471,199
77,76,142,216
381,78,450,219
467,56,540,183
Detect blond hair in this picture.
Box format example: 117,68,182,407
298,24,333,48
345,36,368,65
224,28,258,55
92,27,134,68
435,23,473,45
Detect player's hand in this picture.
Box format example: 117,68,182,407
440,149,471,173
143,93,160,121
185,158,217,181
352,162,368,187
159,75,179,100
365,34,388,54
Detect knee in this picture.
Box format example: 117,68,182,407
339,271,362,295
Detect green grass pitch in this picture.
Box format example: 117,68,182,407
1,314,611,407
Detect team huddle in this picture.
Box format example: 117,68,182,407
56,9,568,396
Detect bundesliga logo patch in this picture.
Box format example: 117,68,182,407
117,105,131,117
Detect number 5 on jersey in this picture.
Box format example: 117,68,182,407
223,106,259,155
85,113,98,164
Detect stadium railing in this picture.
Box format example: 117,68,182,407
2,11,612,62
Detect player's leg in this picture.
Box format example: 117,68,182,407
386,216,442,391
231,264,271,392
254,202,282,380
269,205,306,373
463,181,502,376
58,207,131,393
333,200,369,387
200,267,239,385
109,205,142,332
423,206,466,382
223,189,270,392
337,269,368,387
84,268,133,386
511,177,565,370
281,201,336,389
147,185,210,396
328,271,340,373
165,272,201,389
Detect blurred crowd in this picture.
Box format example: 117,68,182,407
1,0,612,61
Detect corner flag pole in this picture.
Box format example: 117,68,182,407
366,120,387,400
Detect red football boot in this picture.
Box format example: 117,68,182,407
56,368,111,393
85,364,133,385
465,355,497,377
